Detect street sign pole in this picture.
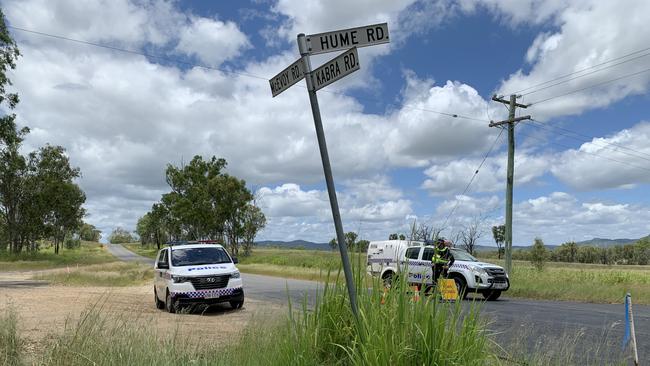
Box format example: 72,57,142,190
297,33,359,319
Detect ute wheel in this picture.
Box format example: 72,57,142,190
230,298,245,310
483,290,502,301
154,288,165,309
453,276,468,300
382,271,395,288
165,290,177,313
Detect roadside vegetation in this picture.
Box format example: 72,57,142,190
479,259,650,305
31,261,153,287
0,241,116,271
1,271,628,365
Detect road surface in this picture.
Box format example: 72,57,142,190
105,243,648,361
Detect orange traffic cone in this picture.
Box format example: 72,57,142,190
411,285,421,302
380,287,388,305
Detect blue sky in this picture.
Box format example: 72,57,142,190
3,0,650,245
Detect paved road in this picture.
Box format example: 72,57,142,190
108,244,648,361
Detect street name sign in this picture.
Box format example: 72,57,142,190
311,47,360,91
269,58,304,97
306,22,389,55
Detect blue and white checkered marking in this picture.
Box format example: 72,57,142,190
172,286,242,299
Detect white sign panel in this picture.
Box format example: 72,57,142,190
311,47,360,91
269,58,305,97
306,23,389,55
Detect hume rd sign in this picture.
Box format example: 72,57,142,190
306,22,389,55
311,47,360,91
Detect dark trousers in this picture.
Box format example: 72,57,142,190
432,264,447,285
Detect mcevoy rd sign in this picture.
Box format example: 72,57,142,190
311,47,360,91
269,58,304,97
306,23,389,55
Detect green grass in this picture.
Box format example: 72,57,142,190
0,242,117,271
123,243,159,259
4,271,628,365
0,308,20,366
31,262,154,287
501,261,650,305
26,271,495,365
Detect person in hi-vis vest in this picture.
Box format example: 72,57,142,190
431,238,454,285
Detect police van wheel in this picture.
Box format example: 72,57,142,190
382,272,395,288
483,290,502,301
154,288,165,309
165,290,176,313
230,298,244,310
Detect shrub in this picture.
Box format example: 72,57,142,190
530,238,548,271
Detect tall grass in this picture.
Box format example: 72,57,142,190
0,308,21,366
31,262,154,286
30,266,493,365
0,242,116,271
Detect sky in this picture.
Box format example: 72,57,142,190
2,0,650,246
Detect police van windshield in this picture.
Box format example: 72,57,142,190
171,247,232,266
450,249,478,262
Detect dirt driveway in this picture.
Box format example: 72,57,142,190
0,271,284,356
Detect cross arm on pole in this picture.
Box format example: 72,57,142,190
492,94,529,108
489,115,531,127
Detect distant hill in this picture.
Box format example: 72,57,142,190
573,237,645,248
255,240,331,251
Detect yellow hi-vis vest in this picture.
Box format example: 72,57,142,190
432,247,449,264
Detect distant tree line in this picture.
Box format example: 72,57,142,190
135,156,266,257
0,14,87,254
482,237,650,265
329,232,369,252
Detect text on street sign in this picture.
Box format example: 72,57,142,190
269,58,305,97
306,23,389,55
311,47,360,91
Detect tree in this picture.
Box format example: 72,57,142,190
356,239,370,252
329,232,367,252
388,233,398,240
459,218,484,255
109,227,134,244
491,225,505,259
79,222,101,242
530,237,548,271
241,204,266,256
398,234,406,240
142,156,265,256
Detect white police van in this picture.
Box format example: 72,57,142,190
367,240,509,300
153,242,244,312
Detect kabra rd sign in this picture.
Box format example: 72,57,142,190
311,47,360,91
269,58,304,97
306,23,389,55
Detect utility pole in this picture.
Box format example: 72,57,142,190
489,94,531,274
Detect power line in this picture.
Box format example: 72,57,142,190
524,119,650,162
521,53,650,96
528,66,650,106
441,128,505,229
509,45,650,95
8,25,489,124
7,25,269,81
517,129,650,173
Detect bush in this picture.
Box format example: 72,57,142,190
530,238,548,271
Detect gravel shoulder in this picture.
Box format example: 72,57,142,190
0,271,284,358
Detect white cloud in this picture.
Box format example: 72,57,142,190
175,16,250,66
513,192,650,245
256,179,413,241
486,0,650,120
551,121,650,190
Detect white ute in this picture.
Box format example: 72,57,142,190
153,242,244,313
367,240,509,300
